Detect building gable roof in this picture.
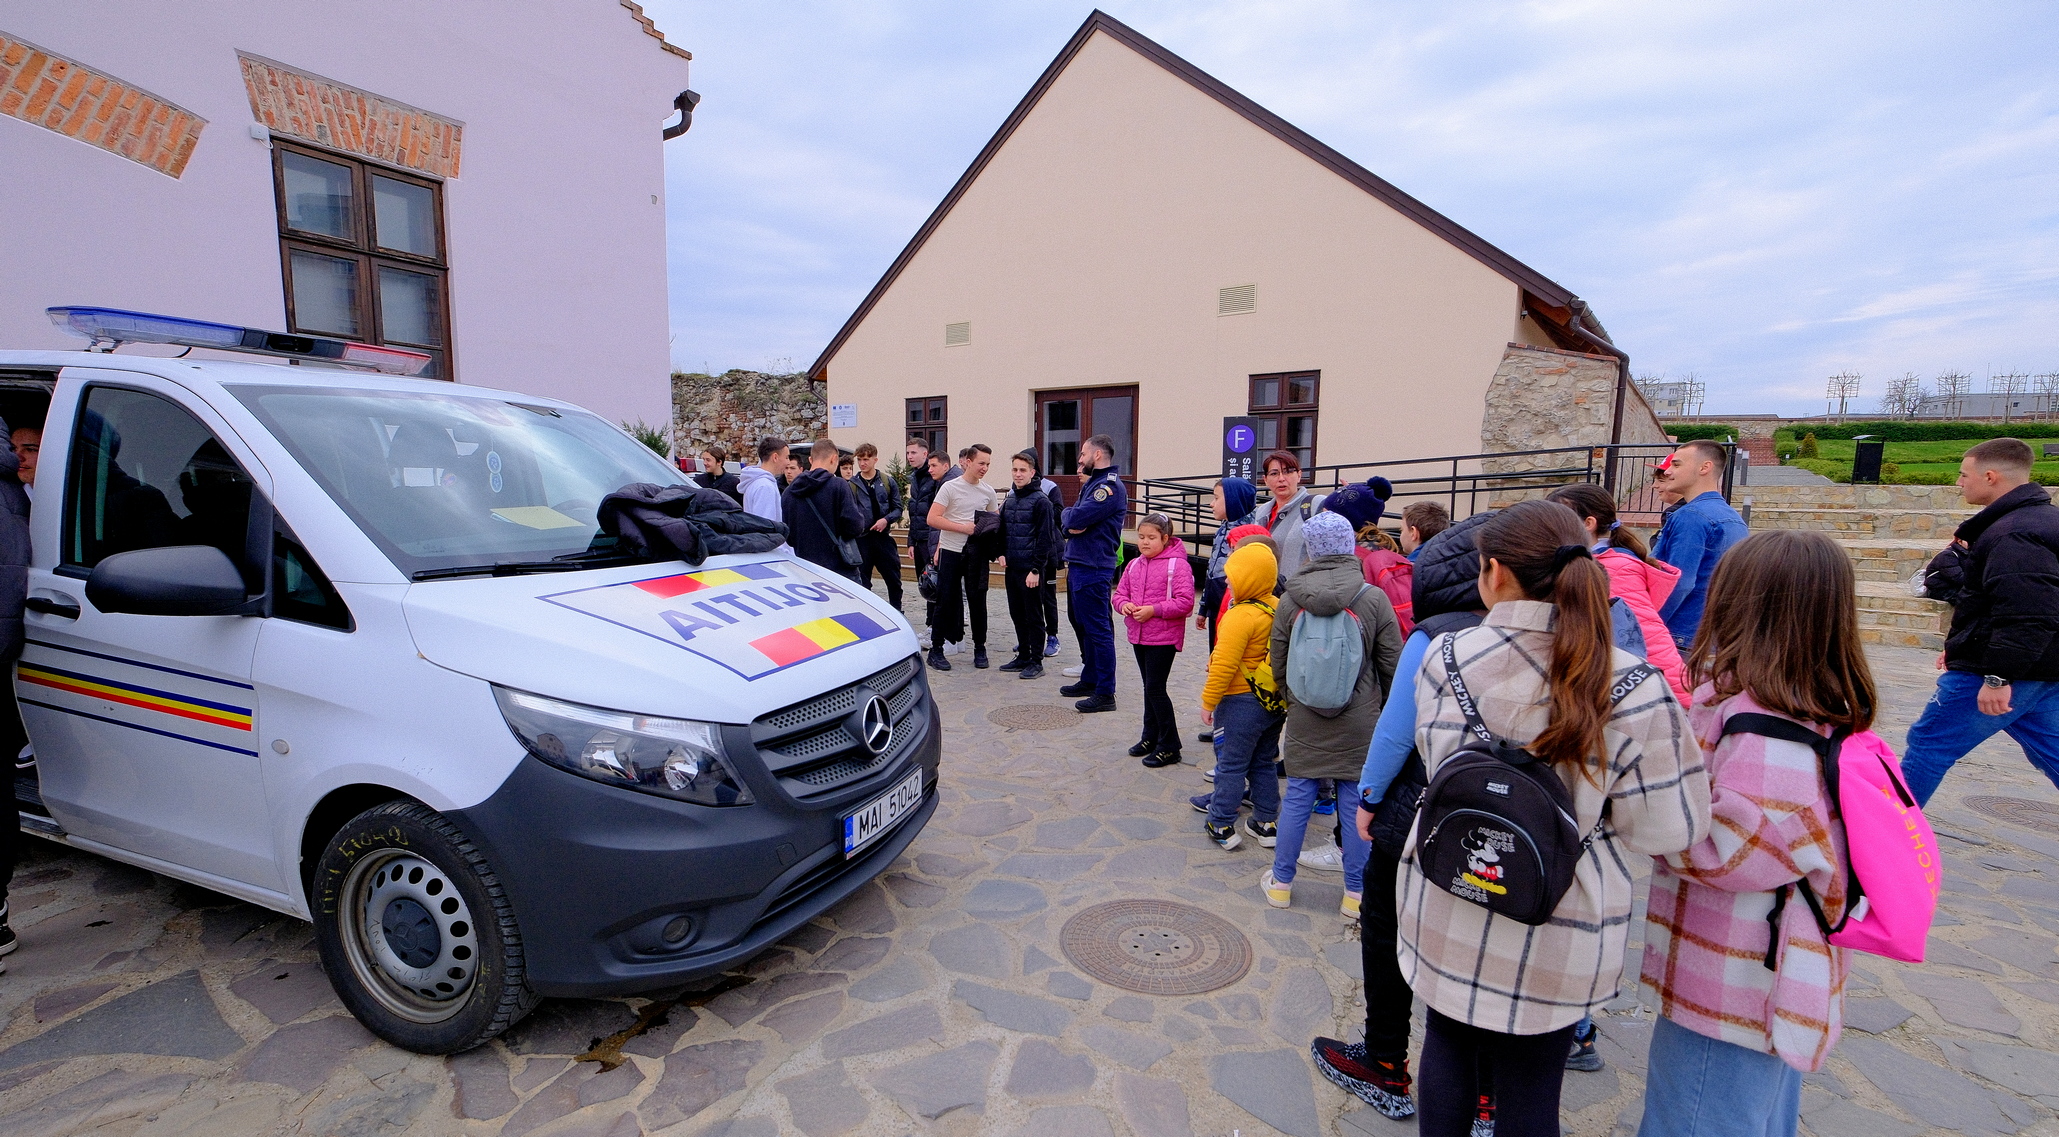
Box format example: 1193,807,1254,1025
809,9,1584,379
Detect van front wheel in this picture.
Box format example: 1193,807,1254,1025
310,800,537,1053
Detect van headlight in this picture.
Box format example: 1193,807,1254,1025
492,687,754,806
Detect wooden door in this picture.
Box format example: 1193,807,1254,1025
1034,385,1138,504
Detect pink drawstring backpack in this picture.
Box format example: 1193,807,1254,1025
1720,715,1941,964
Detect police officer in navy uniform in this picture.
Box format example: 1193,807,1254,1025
1059,433,1126,713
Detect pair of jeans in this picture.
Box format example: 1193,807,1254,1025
1901,670,2059,805
1132,643,1180,754
1357,841,1412,1062
1272,777,1367,891
1067,565,1116,695
1208,693,1281,827
1635,1015,1801,1137
1419,1010,1577,1137
856,529,902,607
933,547,987,648
1004,566,1046,663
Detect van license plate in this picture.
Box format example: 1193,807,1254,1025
843,771,924,859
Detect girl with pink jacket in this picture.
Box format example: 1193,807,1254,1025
1113,513,1195,766
1550,485,1692,704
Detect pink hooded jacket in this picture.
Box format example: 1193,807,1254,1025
1599,546,1692,704
1112,543,1195,648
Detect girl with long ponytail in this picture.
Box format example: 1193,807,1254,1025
1547,483,1692,703
1395,500,1708,1137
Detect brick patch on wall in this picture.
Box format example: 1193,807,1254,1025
238,53,461,177
0,33,206,178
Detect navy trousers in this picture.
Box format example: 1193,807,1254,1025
1067,565,1117,696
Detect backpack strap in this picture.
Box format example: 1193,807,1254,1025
1719,711,1857,964
1440,636,1659,748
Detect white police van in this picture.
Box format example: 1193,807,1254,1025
5,308,939,1052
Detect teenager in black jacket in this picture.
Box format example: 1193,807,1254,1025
1000,450,1058,678
1903,438,2059,804
850,442,905,610
781,438,866,582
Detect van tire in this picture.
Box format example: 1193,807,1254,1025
310,800,538,1053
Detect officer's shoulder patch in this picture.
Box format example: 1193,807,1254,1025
1093,485,1111,501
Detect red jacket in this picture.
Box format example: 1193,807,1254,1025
1353,547,1415,634
1599,547,1691,704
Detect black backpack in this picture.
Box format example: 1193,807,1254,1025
1413,634,1654,926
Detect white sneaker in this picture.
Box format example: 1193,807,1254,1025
1203,766,1217,782
942,641,961,656
917,629,933,649
1062,665,1084,677
1297,842,1346,873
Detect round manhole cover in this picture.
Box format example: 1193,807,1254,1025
1059,900,1252,995
988,704,1075,731
1963,795,2059,835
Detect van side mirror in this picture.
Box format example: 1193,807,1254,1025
86,546,253,616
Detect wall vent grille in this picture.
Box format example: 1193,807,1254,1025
944,321,971,346
1218,285,1256,315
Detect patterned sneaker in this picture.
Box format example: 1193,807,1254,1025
1261,870,1292,908
1045,635,1061,657
1297,842,1345,873
1566,1019,1604,1071
1205,820,1242,850
1310,1039,1414,1119
1244,818,1278,848
1341,891,1362,921
1471,1093,1495,1137
1190,792,1214,813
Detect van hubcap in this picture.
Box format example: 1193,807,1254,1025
339,850,480,1024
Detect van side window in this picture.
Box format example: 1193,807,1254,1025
274,531,353,631
63,387,253,573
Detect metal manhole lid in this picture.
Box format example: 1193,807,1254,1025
1059,899,1252,996
989,704,1075,731
1963,795,2059,835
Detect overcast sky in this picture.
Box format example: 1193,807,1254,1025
646,1,2058,418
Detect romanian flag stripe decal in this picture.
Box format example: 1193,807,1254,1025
18,663,254,731
18,697,259,757
750,612,890,667
632,562,786,598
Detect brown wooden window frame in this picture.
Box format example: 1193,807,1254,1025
271,140,454,380
905,396,947,458
1249,370,1319,474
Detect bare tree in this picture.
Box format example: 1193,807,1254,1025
1880,372,1924,418
1826,372,1862,420
1990,370,2030,424
1935,370,1972,419
2035,372,2059,421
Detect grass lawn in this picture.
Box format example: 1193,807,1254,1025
1779,436,2059,484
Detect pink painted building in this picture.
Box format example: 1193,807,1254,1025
0,1,693,425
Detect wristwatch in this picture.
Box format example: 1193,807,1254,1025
1983,675,2011,689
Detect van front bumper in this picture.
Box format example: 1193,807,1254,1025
449,702,939,998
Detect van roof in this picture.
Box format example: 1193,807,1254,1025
0,349,586,412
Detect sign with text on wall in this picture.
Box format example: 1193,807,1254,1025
829,404,858,429
1222,417,1258,481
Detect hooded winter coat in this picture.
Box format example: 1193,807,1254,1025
1597,546,1691,703
1202,543,1278,711
1269,553,1404,780
1410,510,1492,618
738,464,784,526
781,468,865,577
1112,541,1195,648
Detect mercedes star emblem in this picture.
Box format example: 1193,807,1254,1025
858,695,892,754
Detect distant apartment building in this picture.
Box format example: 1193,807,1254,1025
809,11,1662,495
0,1,693,424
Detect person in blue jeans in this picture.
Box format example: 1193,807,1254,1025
1900,440,2059,804
1060,434,1127,714
1192,542,1283,849
1651,440,1747,649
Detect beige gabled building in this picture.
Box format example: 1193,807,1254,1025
809,10,1661,496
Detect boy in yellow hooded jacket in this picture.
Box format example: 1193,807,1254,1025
1195,542,1284,849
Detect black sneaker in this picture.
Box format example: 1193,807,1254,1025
1205,820,1242,850
0,904,15,958
1018,662,1044,679
1244,818,1278,848
1075,694,1117,713
999,656,1027,672
927,649,951,672
1141,751,1182,768
1127,741,1153,757
972,648,989,669
1195,729,1215,744
1566,1022,1604,1071
1058,681,1093,698
1311,1039,1415,1119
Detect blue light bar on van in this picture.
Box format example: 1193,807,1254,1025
46,306,432,376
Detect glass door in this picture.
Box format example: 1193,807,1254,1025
1034,385,1139,503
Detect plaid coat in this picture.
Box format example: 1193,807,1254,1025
1639,688,1850,1071
1396,601,1708,1035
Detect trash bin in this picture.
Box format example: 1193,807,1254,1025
1853,439,1886,484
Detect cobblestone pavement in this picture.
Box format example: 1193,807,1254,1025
3,636,2058,1137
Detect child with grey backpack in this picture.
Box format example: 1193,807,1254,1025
1261,512,1402,919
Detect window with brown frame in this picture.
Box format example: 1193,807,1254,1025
272,141,452,378
905,396,946,458
1249,371,1318,472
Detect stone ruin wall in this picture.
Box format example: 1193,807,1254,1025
1477,344,1668,507
670,370,827,462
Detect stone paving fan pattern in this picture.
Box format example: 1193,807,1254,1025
1,637,2058,1135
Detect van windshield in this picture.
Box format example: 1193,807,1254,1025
231,386,686,577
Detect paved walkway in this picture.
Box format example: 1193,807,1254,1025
1,636,2056,1137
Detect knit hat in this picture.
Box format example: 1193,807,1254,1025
1226,523,1270,548
1218,477,1257,524
1321,476,1394,534
1302,511,1356,559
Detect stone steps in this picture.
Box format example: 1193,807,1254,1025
1856,581,1948,650
1737,485,1954,650
1739,483,1966,511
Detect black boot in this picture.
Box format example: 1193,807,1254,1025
928,647,951,671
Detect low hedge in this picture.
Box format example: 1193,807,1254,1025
1801,421,2059,442
1661,423,1736,442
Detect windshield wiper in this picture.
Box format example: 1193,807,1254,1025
410,552,646,581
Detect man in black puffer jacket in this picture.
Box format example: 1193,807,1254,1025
999,451,1057,678
1903,438,2059,805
